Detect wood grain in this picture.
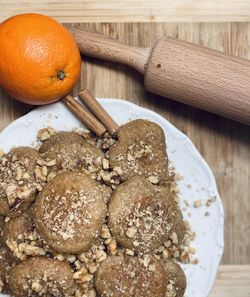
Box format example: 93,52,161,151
210,265,250,297
1,1,250,22
0,22,250,295
69,28,152,75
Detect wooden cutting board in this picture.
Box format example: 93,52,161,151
0,22,249,270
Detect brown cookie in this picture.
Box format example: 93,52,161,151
3,212,33,244
164,260,186,297
155,186,186,244
3,211,46,261
0,244,15,294
9,257,75,297
0,147,39,216
95,254,167,297
42,139,104,175
39,131,86,153
109,119,168,183
33,172,110,254
108,176,180,253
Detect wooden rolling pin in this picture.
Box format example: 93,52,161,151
69,28,250,125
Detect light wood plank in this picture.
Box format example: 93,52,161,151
210,265,250,297
1,1,250,22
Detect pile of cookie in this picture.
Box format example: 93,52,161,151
0,119,195,297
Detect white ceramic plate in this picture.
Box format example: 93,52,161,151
0,99,224,297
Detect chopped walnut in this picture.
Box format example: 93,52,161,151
170,232,178,245
37,127,55,141
36,159,44,166
5,184,18,205
194,199,202,208
45,159,56,167
67,255,77,263
17,186,32,200
18,244,46,256
125,249,135,256
35,165,48,182
126,226,137,238
55,254,65,261
73,270,93,283
206,196,216,207
102,159,109,170
0,149,4,158
133,241,140,247
4,217,10,223
188,246,196,254
96,250,107,263
147,175,159,184
101,224,111,239
108,239,117,255
31,281,43,293
47,172,57,182
139,255,151,268
88,264,97,274
162,249,170,260
166,282,177,297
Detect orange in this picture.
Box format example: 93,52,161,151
0,13,81,105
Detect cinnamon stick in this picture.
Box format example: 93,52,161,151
79,89,119,135
63,95,106,136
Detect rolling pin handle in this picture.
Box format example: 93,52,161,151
69,27,152,75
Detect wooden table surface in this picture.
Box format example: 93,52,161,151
1,0,250,22
0,2,250,297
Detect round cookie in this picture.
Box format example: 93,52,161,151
0,147,39,216
9,257,75,297
39,131,86,153
164,260,186,297
42,139,104,175
2,211,46,260
155,185,186,243
108,176,180,253
3,212,34,244
33,172,110,254
95,254,167,297
0,245,15,293
109,119,168,183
